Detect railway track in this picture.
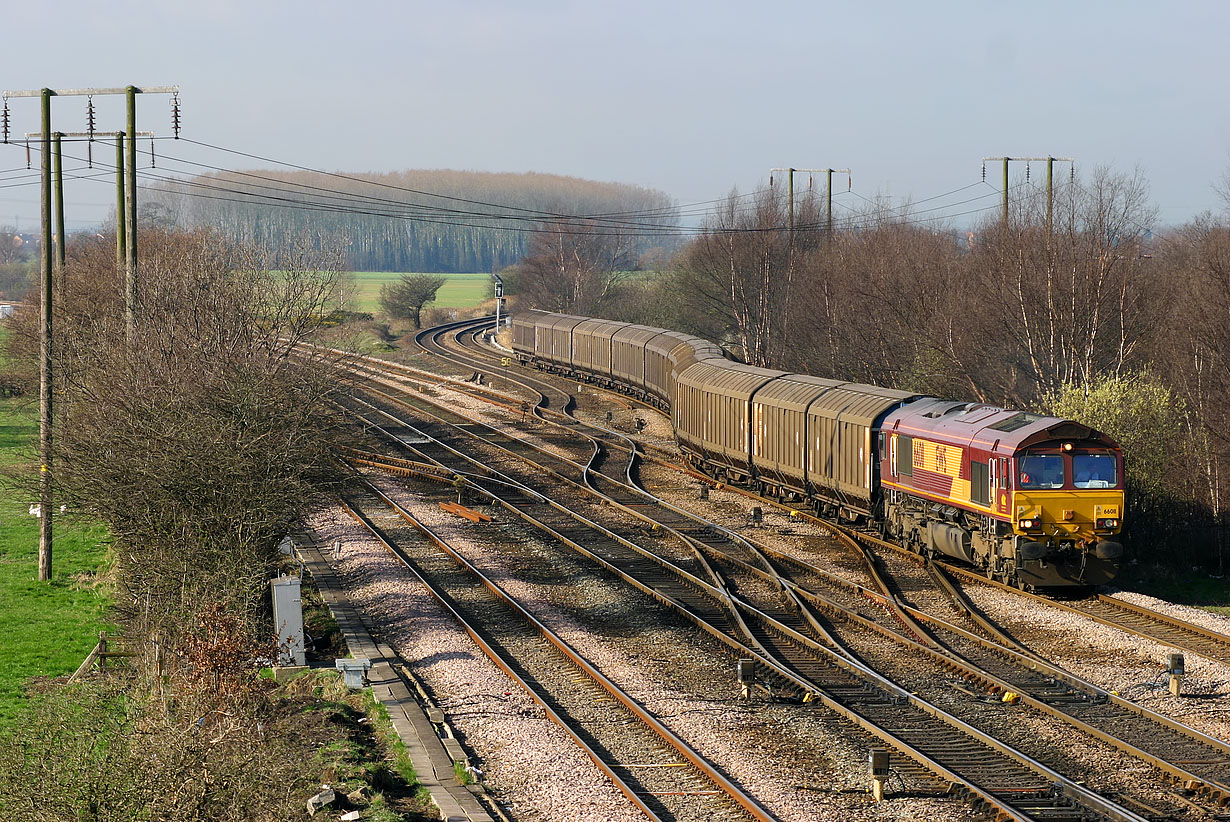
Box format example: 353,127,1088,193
433,317,1230,672
958,568,1230,669
340,479,774,822
321,316,1230,818
336,361,1163,820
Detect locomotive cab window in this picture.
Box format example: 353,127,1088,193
1073,453,1118,488
1018,454,1065,489
898,435,913,477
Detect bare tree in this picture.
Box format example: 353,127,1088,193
379,273,447,328
511,219,635,315
966,166,1159,406
3,230,353,644
673,187,817,367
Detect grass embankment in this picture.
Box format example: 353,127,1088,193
348,272,491,314
0,394,112,726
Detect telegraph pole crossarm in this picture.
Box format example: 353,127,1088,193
2,86,179,98
771,167,851,234
982,156,1074,231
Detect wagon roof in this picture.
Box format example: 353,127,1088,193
678,358,786,397
545,313,589,332
612,324,667,345
885,398,1118,455
574,318,630,338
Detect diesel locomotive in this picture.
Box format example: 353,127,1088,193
511,310,1124,589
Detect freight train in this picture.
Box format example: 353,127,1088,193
511,310,1124,589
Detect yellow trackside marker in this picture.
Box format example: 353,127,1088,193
1001,692,1020,704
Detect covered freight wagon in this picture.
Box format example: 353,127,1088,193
675,359,785,481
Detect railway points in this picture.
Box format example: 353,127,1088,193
312,316,1230,820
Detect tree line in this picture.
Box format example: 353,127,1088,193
507,168,1230,573
145,169,679,273
0,228,365,817
2,230,353,643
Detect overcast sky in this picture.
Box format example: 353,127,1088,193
3,0,1228,232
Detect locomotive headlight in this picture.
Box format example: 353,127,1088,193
1018,517,1041,530
1096,518,1119,530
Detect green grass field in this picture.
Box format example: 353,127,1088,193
0,379,112,726
347,272,493,315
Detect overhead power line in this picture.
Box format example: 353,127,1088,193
9,134,1029,238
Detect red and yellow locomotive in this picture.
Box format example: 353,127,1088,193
880,399,1123,587
513,310,1125,589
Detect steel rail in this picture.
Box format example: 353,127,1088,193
339,381,1151,822
939,560,1230,667
340,485,775,822
404,318,1230,806
342,321,1226,690
337,497,666,821
698,528,1230,806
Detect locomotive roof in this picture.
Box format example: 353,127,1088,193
885,398,1118,455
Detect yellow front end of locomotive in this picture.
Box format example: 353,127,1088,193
1013,490,1124,544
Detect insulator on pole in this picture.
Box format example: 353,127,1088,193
981,162,986,182
1,98,8,144
149,136,156,168
25,138,30,169
171,92,181,139
86,96,96,140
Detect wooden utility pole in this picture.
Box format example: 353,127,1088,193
983,156,1074,232
53,132,65,272
27,128,151,275
38,90,52,581
770,167,851,235
116,133,125,268
3,84,178,581
125,88,138,342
